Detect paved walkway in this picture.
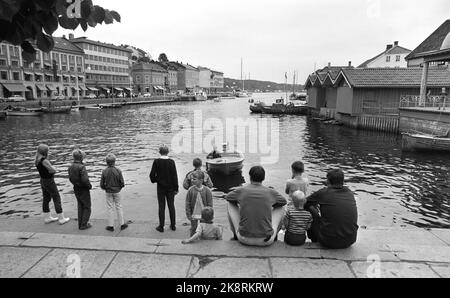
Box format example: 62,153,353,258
0,219,450,278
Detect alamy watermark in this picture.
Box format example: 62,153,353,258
66,254,81,278
171,110,280,165
66,0,82,19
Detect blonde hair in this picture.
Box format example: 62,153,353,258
292,191,306,209
35,144,49,165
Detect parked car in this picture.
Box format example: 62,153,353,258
85,93,97,99
8,95,26,102
143,93,152,98
52,95,66,101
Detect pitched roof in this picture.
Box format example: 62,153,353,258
132,61,167,72
406,20,450,60
53,37,84,54
359,45,411,68
338,67,450,88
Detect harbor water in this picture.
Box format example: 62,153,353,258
0,93,449,229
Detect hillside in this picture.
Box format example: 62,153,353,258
224,78,304,93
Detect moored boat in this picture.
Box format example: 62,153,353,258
402,132,450,152
100,103,123,109
85,104,103,110
5,107,43,117
249,101,265,113
206,152,245,175
42,106,72,114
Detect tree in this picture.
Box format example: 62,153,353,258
0,0,121,63
158,53,168,63
137,56,151,63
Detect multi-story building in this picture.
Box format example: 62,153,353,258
123,45,151,65
358,41,411,68
1,37,86,100
131,61,168,95
167,62,199,93
155,61,178,93
69,34,132,96
210,70,224,93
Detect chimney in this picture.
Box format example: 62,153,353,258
386,44,393,51
394,41,399,46
68,33,74,40
348,61,352,67
62,35,66,39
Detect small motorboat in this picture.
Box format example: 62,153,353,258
4,107,43,117
195,91,208,102
206,144,245,175
100,103,123,109
249,101,265,113
42,106,72,114
85,104,103,110
402,132,450,152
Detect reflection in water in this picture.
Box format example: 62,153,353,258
209,171,246,195
0,93,449,228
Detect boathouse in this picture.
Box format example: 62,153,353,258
305,67,450,133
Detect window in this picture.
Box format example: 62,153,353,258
62,65,67,71
12,72,20,80
386,56,391,62
43,52,50,60
1,71,7,80
0,59,6,66
11,60,19,67
396,55,401,62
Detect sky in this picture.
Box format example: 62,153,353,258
56,0,450,84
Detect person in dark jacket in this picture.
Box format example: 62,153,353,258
101,153,127,232
305,169,359,249
68,149,92,230
150,145,179,233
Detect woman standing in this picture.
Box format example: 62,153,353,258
35,144,70,225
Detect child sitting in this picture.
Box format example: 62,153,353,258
285,161,310,205
185,171,213,237
182,207,223,244
283,191,313,246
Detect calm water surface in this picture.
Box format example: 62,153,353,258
0,93,449,228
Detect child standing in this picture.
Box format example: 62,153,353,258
182,207,223,244
283,191,313,246
35,144,70,225
101,153,127,232
183,158,213,190
68,149,92,230
285,161,310,204
185,171,213,237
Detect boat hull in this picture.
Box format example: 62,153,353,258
6,111,43,117
42,107,72,114
260,104,308,115
402,133,450,152
206,153,244,175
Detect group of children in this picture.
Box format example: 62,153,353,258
35,144,127,232
36,143,314,247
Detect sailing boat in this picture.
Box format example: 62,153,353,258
235,58,250,98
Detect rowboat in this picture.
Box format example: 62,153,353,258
206,152,245,175
5,107,43,117
42,106,72,114
100,103,123,109
402,133,450,152
85,105,103,110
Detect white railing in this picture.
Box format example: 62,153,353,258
400,95,450,108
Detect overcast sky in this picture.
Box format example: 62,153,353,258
57,0,450,83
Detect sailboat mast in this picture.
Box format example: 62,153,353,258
241,58,244,91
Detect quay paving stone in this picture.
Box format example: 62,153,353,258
0,232,34,246
429,229,450,246
319,243,398,262
23,249,116,278
428,264,450,278
387,244,450,263
271,258,354,278
356,228,447,246
0,247,51,278
350,261,439,278
188,257,271,278
102,252,192,278
21,233,160,253
156,239,321,259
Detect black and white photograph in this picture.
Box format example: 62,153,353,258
0,0,449,283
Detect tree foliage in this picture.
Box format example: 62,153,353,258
0,0,121,63
158,53,168,63
137,56,151,63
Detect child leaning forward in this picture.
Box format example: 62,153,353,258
182,207,223,244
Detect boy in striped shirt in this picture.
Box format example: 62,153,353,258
283,191,313,246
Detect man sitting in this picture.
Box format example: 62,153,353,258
226,166,287,247
305,169,359,249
